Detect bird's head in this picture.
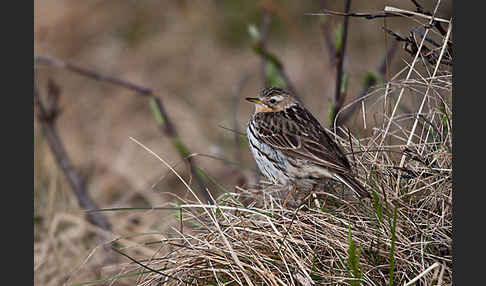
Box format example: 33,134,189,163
246,87,297,113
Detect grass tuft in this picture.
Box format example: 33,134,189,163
86,8,452,285
127,54,451,285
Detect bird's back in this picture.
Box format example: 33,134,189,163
250,104,352,175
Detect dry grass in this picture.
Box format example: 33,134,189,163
34,2,452,285
107,65,452,285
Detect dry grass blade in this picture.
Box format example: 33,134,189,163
131,116,452,282
383,6,449,23
403,262,442,286
128,137,205,208
131,31,451,286
125,76,452,282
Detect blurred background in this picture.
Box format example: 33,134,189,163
34,1,452,285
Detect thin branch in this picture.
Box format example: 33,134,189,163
307,10,403,20
308,7,449,24
34,78,111,231
383,27,452,67
409,0,448,36
149,97,177,137
35,55,152,96
35,54,213,204
389,1,452,59
312,2,452,66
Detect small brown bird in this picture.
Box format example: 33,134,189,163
246,87,370,203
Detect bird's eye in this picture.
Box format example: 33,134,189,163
269,98,277,104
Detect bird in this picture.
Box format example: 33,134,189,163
245,87,370,205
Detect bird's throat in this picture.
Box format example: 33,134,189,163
254,104,274,113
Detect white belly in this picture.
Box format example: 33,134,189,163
247,124,289,185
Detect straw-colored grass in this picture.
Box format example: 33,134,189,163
104,13,453,282
36,3,452,285
114,63,452,285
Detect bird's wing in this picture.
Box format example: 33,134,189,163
252,106,351,173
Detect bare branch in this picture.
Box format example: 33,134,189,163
309,7,449,24
35,55,152,96
383,28,452,66
34,78,111,231
35,54,213,204
307,10,403,20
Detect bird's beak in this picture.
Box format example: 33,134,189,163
245,97,263,104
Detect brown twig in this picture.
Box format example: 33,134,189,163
149,96,177,138
35,54,213,204
308,9,404,20
308,3,450,28
34,79,111,231
410,0,449,38
309,7,447,22
383,27,452,67
35,55,152,96
313,1,452,68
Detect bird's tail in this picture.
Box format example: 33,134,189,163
334,173,371,199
